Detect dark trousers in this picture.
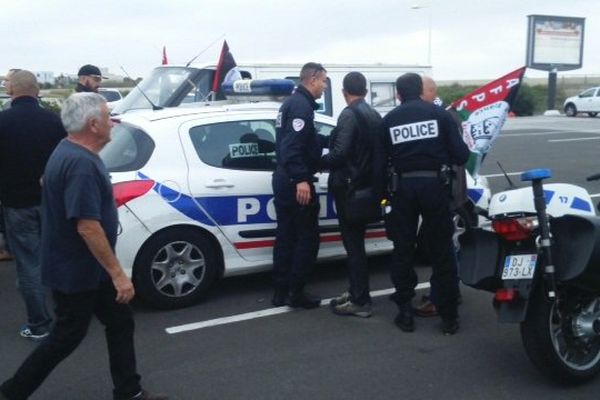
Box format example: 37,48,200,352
271,176,320,293
388,177,459,320
333,188,370,305
0,282,141,400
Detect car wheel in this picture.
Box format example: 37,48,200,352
133,228,219,309
588,112,598,118
564,104,577,117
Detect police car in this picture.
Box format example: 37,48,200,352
102,80,393,309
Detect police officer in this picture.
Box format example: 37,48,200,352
380,73,469,335
271,62,328,309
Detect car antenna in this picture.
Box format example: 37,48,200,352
120,66,162,111
185,33,225,68
497,161,516,189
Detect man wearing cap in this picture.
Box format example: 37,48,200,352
76,64,105,93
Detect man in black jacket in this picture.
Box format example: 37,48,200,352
0,70,66,339
75,64,106,93
271,62,328,309
322,72,382,317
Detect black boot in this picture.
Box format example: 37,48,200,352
287,290,321,309
271,288,289,307
441,317,459,335
394,302,415,332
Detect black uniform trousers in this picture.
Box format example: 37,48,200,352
272,175,320,293
0,281,141,400
332,188,371,306
388,176,459,320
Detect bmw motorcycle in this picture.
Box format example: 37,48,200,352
459,168,600,384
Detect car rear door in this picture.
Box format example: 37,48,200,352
179,112,281,262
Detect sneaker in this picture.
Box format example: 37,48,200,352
414,300,438,317
287,291,321,309
394,303,415,332
329,291,351,308
331,300,372,318
130,390,169,400
19,325,49,341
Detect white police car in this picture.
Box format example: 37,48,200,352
102,81,393,309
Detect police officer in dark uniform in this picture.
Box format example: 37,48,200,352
380,73,469,335
271,62,328,309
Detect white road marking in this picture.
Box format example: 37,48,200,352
549,137,600,143
166,282,431,334
589,193,600,198
481,172,522,178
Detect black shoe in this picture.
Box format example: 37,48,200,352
287,291,321,309
442,318,459,335
271,289,288,307
131,389,169,400
394,303,415,332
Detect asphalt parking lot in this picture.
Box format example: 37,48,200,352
2,115,600,399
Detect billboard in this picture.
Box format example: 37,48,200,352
526,15,585,71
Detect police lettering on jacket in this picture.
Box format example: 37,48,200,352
381,98,469,173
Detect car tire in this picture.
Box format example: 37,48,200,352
588,112,598,118
133,228,219,309
564,104,577,117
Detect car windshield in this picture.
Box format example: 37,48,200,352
99,90,121,102
112,66,213,114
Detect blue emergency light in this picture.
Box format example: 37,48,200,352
222,79,295,100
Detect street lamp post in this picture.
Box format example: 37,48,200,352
410,4,432,66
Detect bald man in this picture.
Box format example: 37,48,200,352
0,70,66,340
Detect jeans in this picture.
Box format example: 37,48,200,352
0,282,142,400
333,188,371,305
3,206,51,333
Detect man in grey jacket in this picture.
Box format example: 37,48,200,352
321,72,382,317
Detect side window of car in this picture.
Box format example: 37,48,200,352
580,89,595,98
189,120,277,171
315,122,334,172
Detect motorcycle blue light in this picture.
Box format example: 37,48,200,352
521,168,552,182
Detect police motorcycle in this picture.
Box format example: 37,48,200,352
459,168,600,384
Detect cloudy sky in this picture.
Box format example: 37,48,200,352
2,0,596,81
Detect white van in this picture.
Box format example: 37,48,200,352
112,63,431,118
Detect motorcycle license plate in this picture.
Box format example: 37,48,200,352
502,254,537,280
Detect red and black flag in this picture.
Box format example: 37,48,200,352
449,67,527,176
211,40,241,93
162,45,168,65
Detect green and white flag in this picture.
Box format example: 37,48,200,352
449,67,527,177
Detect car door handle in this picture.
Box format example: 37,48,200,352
205,179,234,188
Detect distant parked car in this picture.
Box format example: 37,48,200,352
563,87,600,117
98,88,124,111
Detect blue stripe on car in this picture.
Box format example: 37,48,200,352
571,197,592,212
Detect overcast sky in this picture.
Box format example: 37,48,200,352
2,0,596,82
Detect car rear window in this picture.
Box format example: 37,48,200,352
100,123,155,172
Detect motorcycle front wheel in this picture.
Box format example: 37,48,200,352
520,287,600,385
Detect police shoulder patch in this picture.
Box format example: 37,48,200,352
292,118,305,132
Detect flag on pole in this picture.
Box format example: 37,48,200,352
449,67,526,177
162,46,168,65
212,40,241,93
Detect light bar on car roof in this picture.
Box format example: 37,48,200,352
222,79,295,102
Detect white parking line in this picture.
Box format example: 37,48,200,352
481,172,522,178
549,137,600,143
165,282,431,334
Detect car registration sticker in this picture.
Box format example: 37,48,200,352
502,254,537,280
